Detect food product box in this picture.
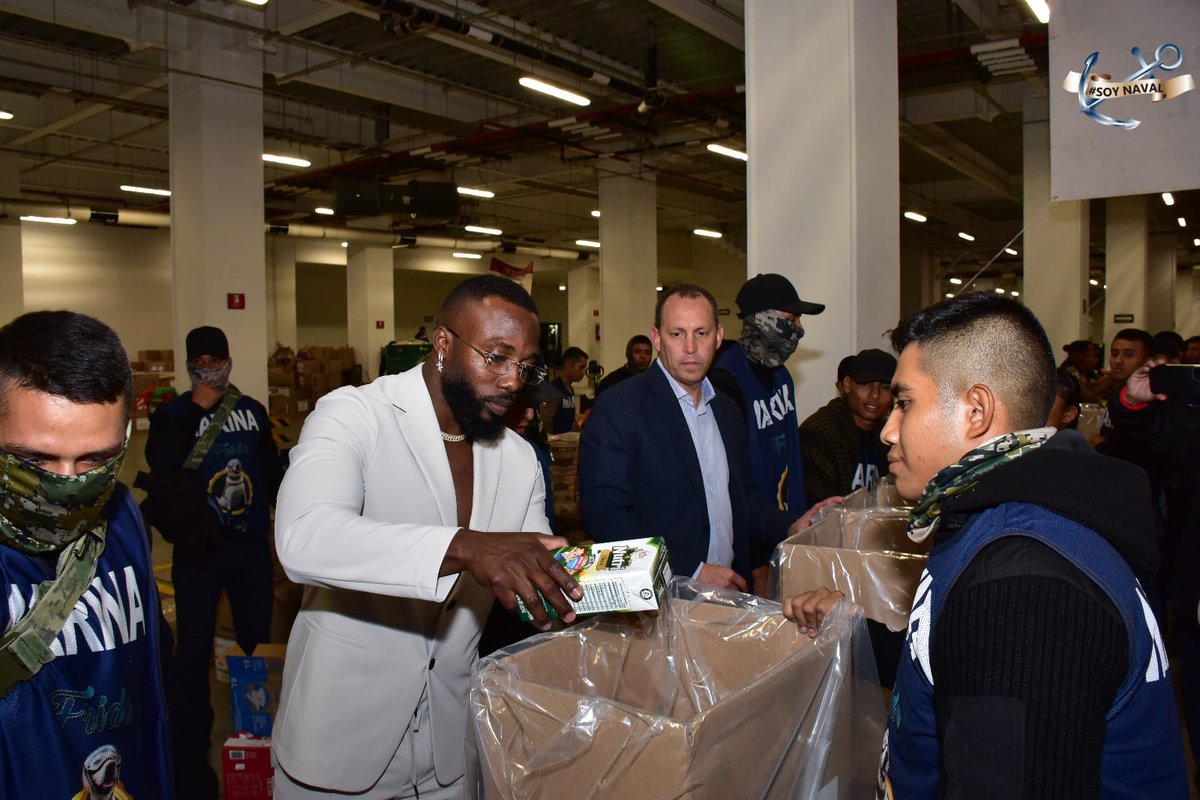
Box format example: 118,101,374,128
517,537,670,621
773,507,926,632
222,735,273,799
226,644,287,737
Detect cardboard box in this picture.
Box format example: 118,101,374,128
268,394,295,419
472,596,878,799
774,507,926,632
295,359,325,376
226,644,286,737
267,365,294,387
222,736,273,799
516,538,670,621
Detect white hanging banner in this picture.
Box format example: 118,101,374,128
1050,0,1200,201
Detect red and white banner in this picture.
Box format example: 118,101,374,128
488,257,534,292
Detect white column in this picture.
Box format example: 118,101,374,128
746,0,899,416
566,264,599,365
1104,195,1149,345
1177,268,1200,337
0,153,22,325
1146,233,1176,334
268,237,298,349
598,167,657,373
169,6,268,400
346,244,394,381
1023,106,1089,352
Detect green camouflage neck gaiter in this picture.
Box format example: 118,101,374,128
739,309,804,368
0,446,124,555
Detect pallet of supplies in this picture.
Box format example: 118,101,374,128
469,579,884,799
772,506,925,632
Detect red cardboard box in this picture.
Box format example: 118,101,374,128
222,736,273,799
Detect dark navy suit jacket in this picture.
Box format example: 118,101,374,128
579,362,795,585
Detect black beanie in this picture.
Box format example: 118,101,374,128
186,326,229,361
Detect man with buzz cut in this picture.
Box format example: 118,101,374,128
784,292,1188,798
0,310,171,798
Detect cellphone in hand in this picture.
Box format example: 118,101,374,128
1149,364,1200,406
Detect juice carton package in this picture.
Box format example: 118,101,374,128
518,537,671,621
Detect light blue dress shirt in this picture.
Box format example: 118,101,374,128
656,360,735,572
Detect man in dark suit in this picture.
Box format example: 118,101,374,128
579,284,822,591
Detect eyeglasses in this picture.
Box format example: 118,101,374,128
444,327,548,385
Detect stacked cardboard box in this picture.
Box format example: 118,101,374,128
220,644,286,799
135,349,175,373
292,346,360,413
546,432,584,542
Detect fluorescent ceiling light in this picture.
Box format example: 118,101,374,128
1179,217,1188,228
1010,291,1020,297
314,207,335,216
1089,279,1099,286
1021,0,1049,23
0,110,13,121
340,241,348,248
591,210,601,218
518,76,590,106
452,252,482,259
655,286,664,292
1163,192,1176,206
945,293,954,298
970,38,1021,55
20,215,76,225
120,184,171,197
693,228,723,238
575,239,600,248
949,277,963,285
903,211,927,223
706,143,748,161
262,153,311,168
457,187,495,199
1195,238,1200,247
240,0,268,5
994,287,1005,294
1104,284,1108,289
958,231,975,241
465,225,503,236
1005,247,1018,256
558,285,567,291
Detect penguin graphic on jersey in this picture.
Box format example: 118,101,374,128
71,745,134,800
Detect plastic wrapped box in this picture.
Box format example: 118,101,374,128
771,507,926,632
468,579,885,799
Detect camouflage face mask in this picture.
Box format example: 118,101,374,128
188,360,232,392
0,443,126,555
739,309,804,368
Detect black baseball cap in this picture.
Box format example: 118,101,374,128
186,326,229,361
847,349,897,384
736,273,825,317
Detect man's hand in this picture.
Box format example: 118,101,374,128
695,563,749,593
443,530,583,631
789,496,844,535
191,382,224,411
782,587,845,638
1124,357,1169,405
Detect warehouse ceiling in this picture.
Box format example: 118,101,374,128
0,0,1196,283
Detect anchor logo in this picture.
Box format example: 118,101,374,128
1062,44,1195,129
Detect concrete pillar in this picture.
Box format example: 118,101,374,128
268,237,298,349
1023,107,1090,352
1177,268,1200,337
1104,195,1149,345
598,167,657,373
169,6,268,400
566,264,600,365
1147,233,1176,334
346,244,394,381
689,235,746,338
0,153,22,324
745,0,899,415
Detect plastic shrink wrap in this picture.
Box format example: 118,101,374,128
467,578,885,799
771,505,926,632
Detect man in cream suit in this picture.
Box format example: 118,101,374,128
272,275,583,799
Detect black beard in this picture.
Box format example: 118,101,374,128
441,372,514,443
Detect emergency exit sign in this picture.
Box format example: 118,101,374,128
1113,313,1135,324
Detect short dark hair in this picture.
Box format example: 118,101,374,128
889,292,1056,430
654,284,718,330
0,310,132,415
1152,330,1184,360
1111,328,1153,353
437,274,538,325
561,346,588,364
625,335,652,362
1054,369,1081,429
1186,335,1200,347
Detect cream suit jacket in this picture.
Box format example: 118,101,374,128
271,366,550,792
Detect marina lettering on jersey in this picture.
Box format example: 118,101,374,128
197,408,260,437
5,566,146,657
752,385,795,430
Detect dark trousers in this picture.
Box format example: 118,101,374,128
168,531,273,800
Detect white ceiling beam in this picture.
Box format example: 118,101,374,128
899,120,1019,203
645,0,745,51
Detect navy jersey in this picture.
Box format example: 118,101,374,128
0,484,172,798
548,378,576,435
884,502,1188,799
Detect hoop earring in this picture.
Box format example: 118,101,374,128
437,351,444,374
